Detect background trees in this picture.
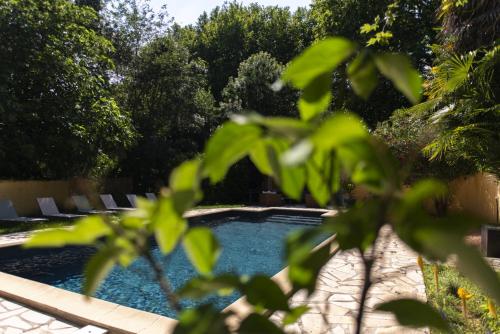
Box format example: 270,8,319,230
0,0,134,179
180,3,314,100
220,52,298,118
310,0,440,125
118,37,216,189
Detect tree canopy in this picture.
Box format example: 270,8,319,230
179,2,314,99
118,37,216,189
0,0,134,179
221,52,298,118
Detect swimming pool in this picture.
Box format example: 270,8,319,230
0,211,324,318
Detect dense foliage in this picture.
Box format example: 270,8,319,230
0,0,134,179
118,37,216,190
178,3,314,100
403,0,500,177
310,0,440,125
220,52,298,118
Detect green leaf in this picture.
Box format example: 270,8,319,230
178,274,241,299
243,275,289,311
298,72,332,120
153,197,187,254
376,299,449,331
174,305,231,334
283,37,356,89
170,159,202,203
262,138,306,200
306,151,340,206
232,114,311,139
347,52,378,100
417,231,500,304
283,306,309,325
311,113,368,150
25,216,111,248
280,164,306,200
249,139,274,176
238,313,284,334
203,122,261,183
374,53,422,104
83,246,117,296
183,227,221,276
282,140,313,166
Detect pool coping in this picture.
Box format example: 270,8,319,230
0,207,338,333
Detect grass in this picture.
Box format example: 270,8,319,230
423,264,500,333
0,220,73,235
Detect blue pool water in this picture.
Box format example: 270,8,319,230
0,213,324,318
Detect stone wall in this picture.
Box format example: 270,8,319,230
0,178,133,216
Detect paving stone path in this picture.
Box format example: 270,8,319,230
0,298,78,334
273,226,428,334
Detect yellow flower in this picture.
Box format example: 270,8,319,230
417,255,424,272
457,287,472,300
488,299,497,318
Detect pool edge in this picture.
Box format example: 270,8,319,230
0,207,337,333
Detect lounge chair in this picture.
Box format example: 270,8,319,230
72,195,114,215
145,193,157,201
126,194,137,208
99,194,135,211
0,199,48,223
37,197,86,220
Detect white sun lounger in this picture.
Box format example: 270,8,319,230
72,195,114,214
37,197,86,220
0,199,48,223
126,194,138,208
145,193,157,201
100,194,135,212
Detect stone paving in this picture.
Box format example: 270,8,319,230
0,298,79,334
272,226,428,334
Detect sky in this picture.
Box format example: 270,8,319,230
150,0,311,25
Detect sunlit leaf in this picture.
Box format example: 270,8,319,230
249,139,274,176
305,150,333,207
280,165,305,200
298,72,332,120
83,245,117,296
311,113,368,150
179,274,242,299
25,216,111,248
203,122,261,183
283,305,309,325
183,227,221,276
282,140,313,166
153,197,187,254
283,37,356,89
170,159,202,204
376,299,450,331
374,53,422,104
244,275,289,311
